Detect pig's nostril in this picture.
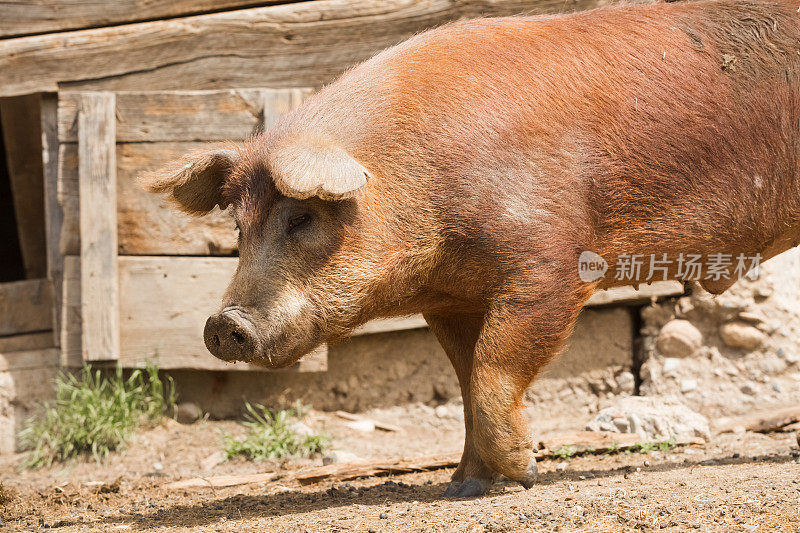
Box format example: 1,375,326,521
230,330,246,345
212,334,220,347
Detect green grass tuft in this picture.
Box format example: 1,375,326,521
222,402,328,461
552,445,576,459
18,364,175,469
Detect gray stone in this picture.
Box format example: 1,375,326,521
585,396,710,441
174,402,203,424
720,321,767,350
322,450,362,465
656,320,703,358
740,382,757,396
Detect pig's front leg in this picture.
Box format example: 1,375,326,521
425,313,496,497
469,298,581,490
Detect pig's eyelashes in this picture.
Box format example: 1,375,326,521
286,213,312,234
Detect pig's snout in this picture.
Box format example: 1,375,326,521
204,308,260,362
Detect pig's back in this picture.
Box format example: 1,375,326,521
276,0,800,263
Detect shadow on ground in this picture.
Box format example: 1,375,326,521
96,451,798,530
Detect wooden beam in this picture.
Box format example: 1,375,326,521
78,93,119,361
62,256,327,371
41,93,64,346
0,279,53,336
58,88,314,143
0,0,609,98
0,349,60,372
0,95,47,279
586,281,685,306
0,332,54,354
0,1,300,39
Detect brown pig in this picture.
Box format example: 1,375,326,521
143,0,800,496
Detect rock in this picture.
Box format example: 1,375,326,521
737,311,766,324
656,320,703,358
720,321,766,350
615,372,636,395
322,450,362,465
174,402,203,424
680,379,698,393
556,462,568,471
662,358,681,374
740,382,757,396
771,382,782,393
344,419,375,433
585,396,710,441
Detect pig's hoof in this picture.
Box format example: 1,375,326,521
519,458,539,489
444,477,490,497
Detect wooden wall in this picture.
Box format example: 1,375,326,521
0,0,610,98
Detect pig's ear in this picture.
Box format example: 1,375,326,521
269,144,369,200
139,149,239,214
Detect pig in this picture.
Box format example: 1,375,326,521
143,0,800,496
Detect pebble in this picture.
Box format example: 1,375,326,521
657,320,703,358
556,462,568,472
720,322,766,350
740,382,757,396
680,379,698,393
174,402,203,424
379,512,388,519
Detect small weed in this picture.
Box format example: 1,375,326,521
19,364,175,469
552,445,575,459
634,441,657,454
657,438,677,452
223,402,328,461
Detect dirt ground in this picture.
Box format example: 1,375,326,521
1,403,799,532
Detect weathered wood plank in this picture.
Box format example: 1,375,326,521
58,88,314,143
41,93,64,346
62,256,327,371
0,279,53,336
0,95,47,279
60,141,237,256
0,0,609,98
0,0,299,39
353,316,428,336
586,281,685,307
58,88,311,255
0,349,60,372
0,332,55,354
78,93,119,361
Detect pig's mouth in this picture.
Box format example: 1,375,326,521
203,306,323,368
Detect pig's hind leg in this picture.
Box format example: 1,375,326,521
425,313,497,497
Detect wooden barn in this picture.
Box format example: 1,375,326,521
0,0,685,452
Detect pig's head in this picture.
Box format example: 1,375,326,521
141,137,384,368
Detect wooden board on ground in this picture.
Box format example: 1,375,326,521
714,406,800,434
77,93,119,362
0,95,47,279
0,0,296,39
165,472,278,491
0,0,609,97
0,279,53,336
61,256,327,371
294,432,706,485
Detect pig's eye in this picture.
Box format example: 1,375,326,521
286,213,312,234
